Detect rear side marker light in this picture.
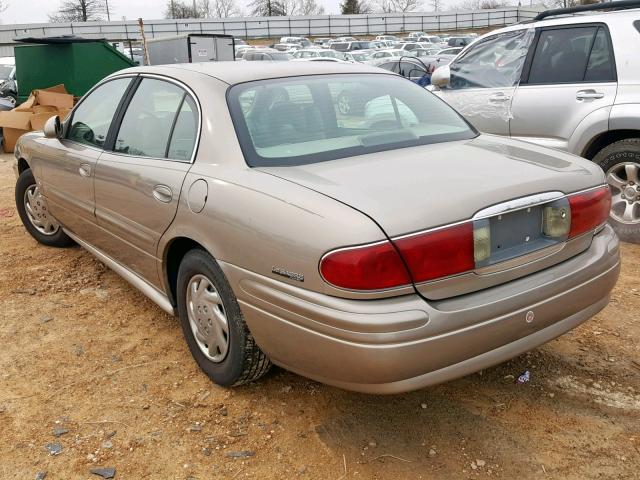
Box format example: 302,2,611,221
568,186,611,238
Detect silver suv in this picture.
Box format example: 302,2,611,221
432,2,640,241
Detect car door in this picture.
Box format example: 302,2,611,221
39,77,134,243
435,29,534,135
92,76,199,286
510,25,617,152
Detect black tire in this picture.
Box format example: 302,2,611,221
593,138,640,243
15,168,74,248
176,249,271,387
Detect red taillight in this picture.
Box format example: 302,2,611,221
319,241,411,290
568,186,611,238
393,222,475,283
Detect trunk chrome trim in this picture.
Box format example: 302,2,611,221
474,241,565,275
472,191,565,220
63,228,176,315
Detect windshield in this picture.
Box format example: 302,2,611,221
351,52,370,61
270,52,291,60
228,74,476,167
0,65,13,79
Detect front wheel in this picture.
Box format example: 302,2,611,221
594,139,640,243
176,249,271,386
15,168,74,248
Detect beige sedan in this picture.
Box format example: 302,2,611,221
14,62,619,393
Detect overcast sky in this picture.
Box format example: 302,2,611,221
0,0,480,24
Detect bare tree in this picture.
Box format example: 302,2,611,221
164,0,198,18
0,0,8,14
49,0,106,22
429,0,441,11
248,0,286,16
212,0,241,17
376,0,422,11
297,0,325,14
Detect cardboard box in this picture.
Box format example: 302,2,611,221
0,84,75,152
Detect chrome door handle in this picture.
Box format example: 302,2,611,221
576,90,604,100
152,185,173,203
489,93,511,103
78,164,92,177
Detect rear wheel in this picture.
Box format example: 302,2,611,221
176,249,271,386
15,168,74,248
594,139,640,243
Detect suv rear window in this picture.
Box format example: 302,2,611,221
227,74,476,167
527,26,615,84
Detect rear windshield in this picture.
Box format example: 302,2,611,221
227,74,476,167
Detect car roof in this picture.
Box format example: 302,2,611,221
121,61,390,85
487,7,639,36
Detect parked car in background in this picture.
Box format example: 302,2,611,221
291,49,343,60
418,35,442,44
313,37,332,47
375,35,398,41
437,46,464,56
279,36,312,47
14,61,619,394
398,42,427,51
0,57,17,105
368,49,415,61
413,46,445,58
343,51,372,63
333,36,357,42
447,36,474,47
243,49,291,61
431,3,640,241
331,41,375,52
407,31,426,39
235,44,255,59
373,56,431,83
273,43,302,52
234,38,247,45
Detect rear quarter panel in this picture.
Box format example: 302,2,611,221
157,74,402,300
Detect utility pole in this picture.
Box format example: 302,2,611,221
105,0,111,21
193,0,198,16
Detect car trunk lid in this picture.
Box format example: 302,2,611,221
258,136,607,298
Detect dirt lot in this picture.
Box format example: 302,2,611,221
0,153,639,480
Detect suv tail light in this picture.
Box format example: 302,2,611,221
568,186,611,238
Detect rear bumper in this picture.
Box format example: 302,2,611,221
220,225,620,394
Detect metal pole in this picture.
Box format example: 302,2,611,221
105,0,111,21
138,18,150,66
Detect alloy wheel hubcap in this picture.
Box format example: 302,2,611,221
607,162,640,225
186,274,229,363
24,184,59,235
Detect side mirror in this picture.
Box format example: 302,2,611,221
431,65,451,88
43,115,62,139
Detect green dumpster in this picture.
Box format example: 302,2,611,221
13,37,136,104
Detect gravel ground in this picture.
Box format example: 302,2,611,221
0,153,639,480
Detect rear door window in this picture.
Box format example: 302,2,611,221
526,26,615,84
584,27,616,82
114,78,195,160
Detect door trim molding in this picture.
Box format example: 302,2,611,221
63,228,176,316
